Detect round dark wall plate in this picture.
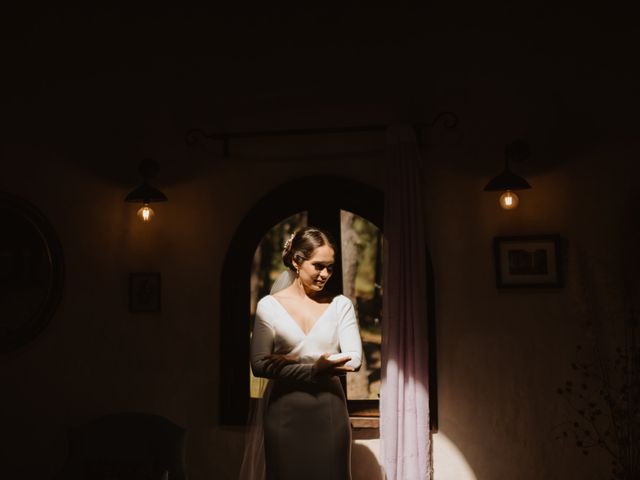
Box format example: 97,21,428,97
0,191,64,353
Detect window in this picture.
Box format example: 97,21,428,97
249,211,383,406
219,176,384,424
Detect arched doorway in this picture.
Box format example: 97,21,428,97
219,176,383,424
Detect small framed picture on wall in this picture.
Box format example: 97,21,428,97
493,235,562,288
129,272,162,312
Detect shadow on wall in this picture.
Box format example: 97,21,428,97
352,442,383,480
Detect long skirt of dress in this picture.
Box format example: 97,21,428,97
264,376,352,480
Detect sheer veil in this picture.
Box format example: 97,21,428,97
269,269,296,295
239,269,295,479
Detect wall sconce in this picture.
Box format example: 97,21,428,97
483,139,531,210
124,159,168,222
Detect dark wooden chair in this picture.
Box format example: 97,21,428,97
55,412,187,480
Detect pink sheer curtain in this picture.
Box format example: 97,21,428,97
380,125,431,479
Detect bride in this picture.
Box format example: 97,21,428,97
240,226,362,480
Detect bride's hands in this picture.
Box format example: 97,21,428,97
264,353,353,377
312,353,354,376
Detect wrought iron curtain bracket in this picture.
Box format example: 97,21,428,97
185,111,458,158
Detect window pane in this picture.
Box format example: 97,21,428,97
341,210,383,400
249,212,308,398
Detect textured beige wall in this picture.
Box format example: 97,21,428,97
2,130,637,479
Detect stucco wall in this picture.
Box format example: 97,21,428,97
2,128,638,479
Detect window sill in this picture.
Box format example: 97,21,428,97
350,416,380,429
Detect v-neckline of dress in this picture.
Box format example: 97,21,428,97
269,295,337,337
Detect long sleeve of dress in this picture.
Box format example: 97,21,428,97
250,305,317,382
337,298,363,371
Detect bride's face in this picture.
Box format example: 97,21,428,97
296,244,335,292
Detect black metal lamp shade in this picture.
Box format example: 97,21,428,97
124,183,168,203
483,166,531,191
484,139,532,191
124,159,168,203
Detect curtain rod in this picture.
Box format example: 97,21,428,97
185,111,458,157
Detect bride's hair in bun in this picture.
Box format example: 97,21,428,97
283,227,336,271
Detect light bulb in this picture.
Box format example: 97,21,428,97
137,204,155,222
499,190,519,210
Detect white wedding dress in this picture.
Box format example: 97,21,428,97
247,294,362,480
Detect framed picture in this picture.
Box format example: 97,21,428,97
493,235,562,288
129,272,161,312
